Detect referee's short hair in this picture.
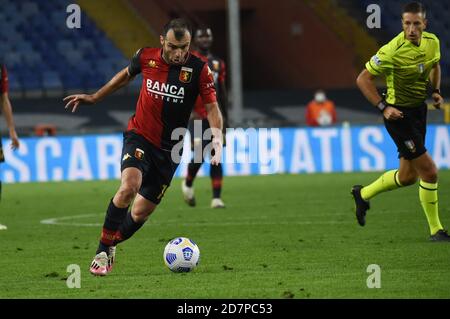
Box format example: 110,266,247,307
402,2,426,18
162,18,192,40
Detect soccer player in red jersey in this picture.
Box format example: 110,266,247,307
182,27,229,208
64,19,224,276
0,63,20,231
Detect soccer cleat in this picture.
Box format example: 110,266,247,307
351,185,370,226
89,251,108,276
107,246,116,273
0,223,7,230
429,229,450,242
211,198,226,209
182,180,196,207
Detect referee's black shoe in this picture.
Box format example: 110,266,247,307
429,229,450,242
351,185,370,226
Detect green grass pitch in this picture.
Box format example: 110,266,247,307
0,171,449,298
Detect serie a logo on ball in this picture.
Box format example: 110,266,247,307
163,237,200,272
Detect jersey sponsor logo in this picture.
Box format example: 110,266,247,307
148,60,157,68
179,66,193,83
134,148,145,160
146,79,185,103
404,140,416,153
371,55,381,66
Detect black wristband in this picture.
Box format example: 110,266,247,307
432,88,441,95
376,100,387,113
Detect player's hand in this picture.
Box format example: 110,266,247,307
63,94,97,113
383,106,404,121
9,129,19,150
432,92,444,109
210,137,223,166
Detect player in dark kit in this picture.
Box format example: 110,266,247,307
181,27,229,208
0,63,20,231
64,19,224,276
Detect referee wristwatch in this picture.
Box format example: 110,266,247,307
432,88,441,96
376,100,388,113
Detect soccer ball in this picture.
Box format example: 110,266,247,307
163,237,200,272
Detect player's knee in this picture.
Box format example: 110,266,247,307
417,161,438,183
421,169,438,183
116,184,139,204
132,209,153,223
398,175,418,186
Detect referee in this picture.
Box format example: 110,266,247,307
351,2,449,241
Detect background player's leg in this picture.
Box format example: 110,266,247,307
113,193,156,245
210,163,225,208
186,161,202,187
96,167,142,255
183,135,205,206
210,163,223,199
411,152,444,236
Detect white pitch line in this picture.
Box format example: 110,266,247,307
40,213,352,228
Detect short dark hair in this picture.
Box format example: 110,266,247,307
162,18,192,40
403,2,426,18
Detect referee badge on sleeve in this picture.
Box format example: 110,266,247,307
404,140,416,153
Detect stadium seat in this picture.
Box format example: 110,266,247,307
0,0,126,92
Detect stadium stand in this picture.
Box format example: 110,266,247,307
0,0,129,95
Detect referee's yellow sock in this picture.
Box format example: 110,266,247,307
361,170,403,201
419,181,443,235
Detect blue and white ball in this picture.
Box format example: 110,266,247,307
163,237,200,272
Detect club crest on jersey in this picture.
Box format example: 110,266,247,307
148,60,157,68
179,67,193,83
404,140,416,153
212,60,220,71
134,148,145,160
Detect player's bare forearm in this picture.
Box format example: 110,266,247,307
205,102,223,137
205,102,224,165
429,63,441,91
64,68,132,112
430,63,443,109
1,93,17,133
92,68,133,103
1,92,20,149
356,69,382,106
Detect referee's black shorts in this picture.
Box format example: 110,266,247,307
383,103,427,160
120,131,179,205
